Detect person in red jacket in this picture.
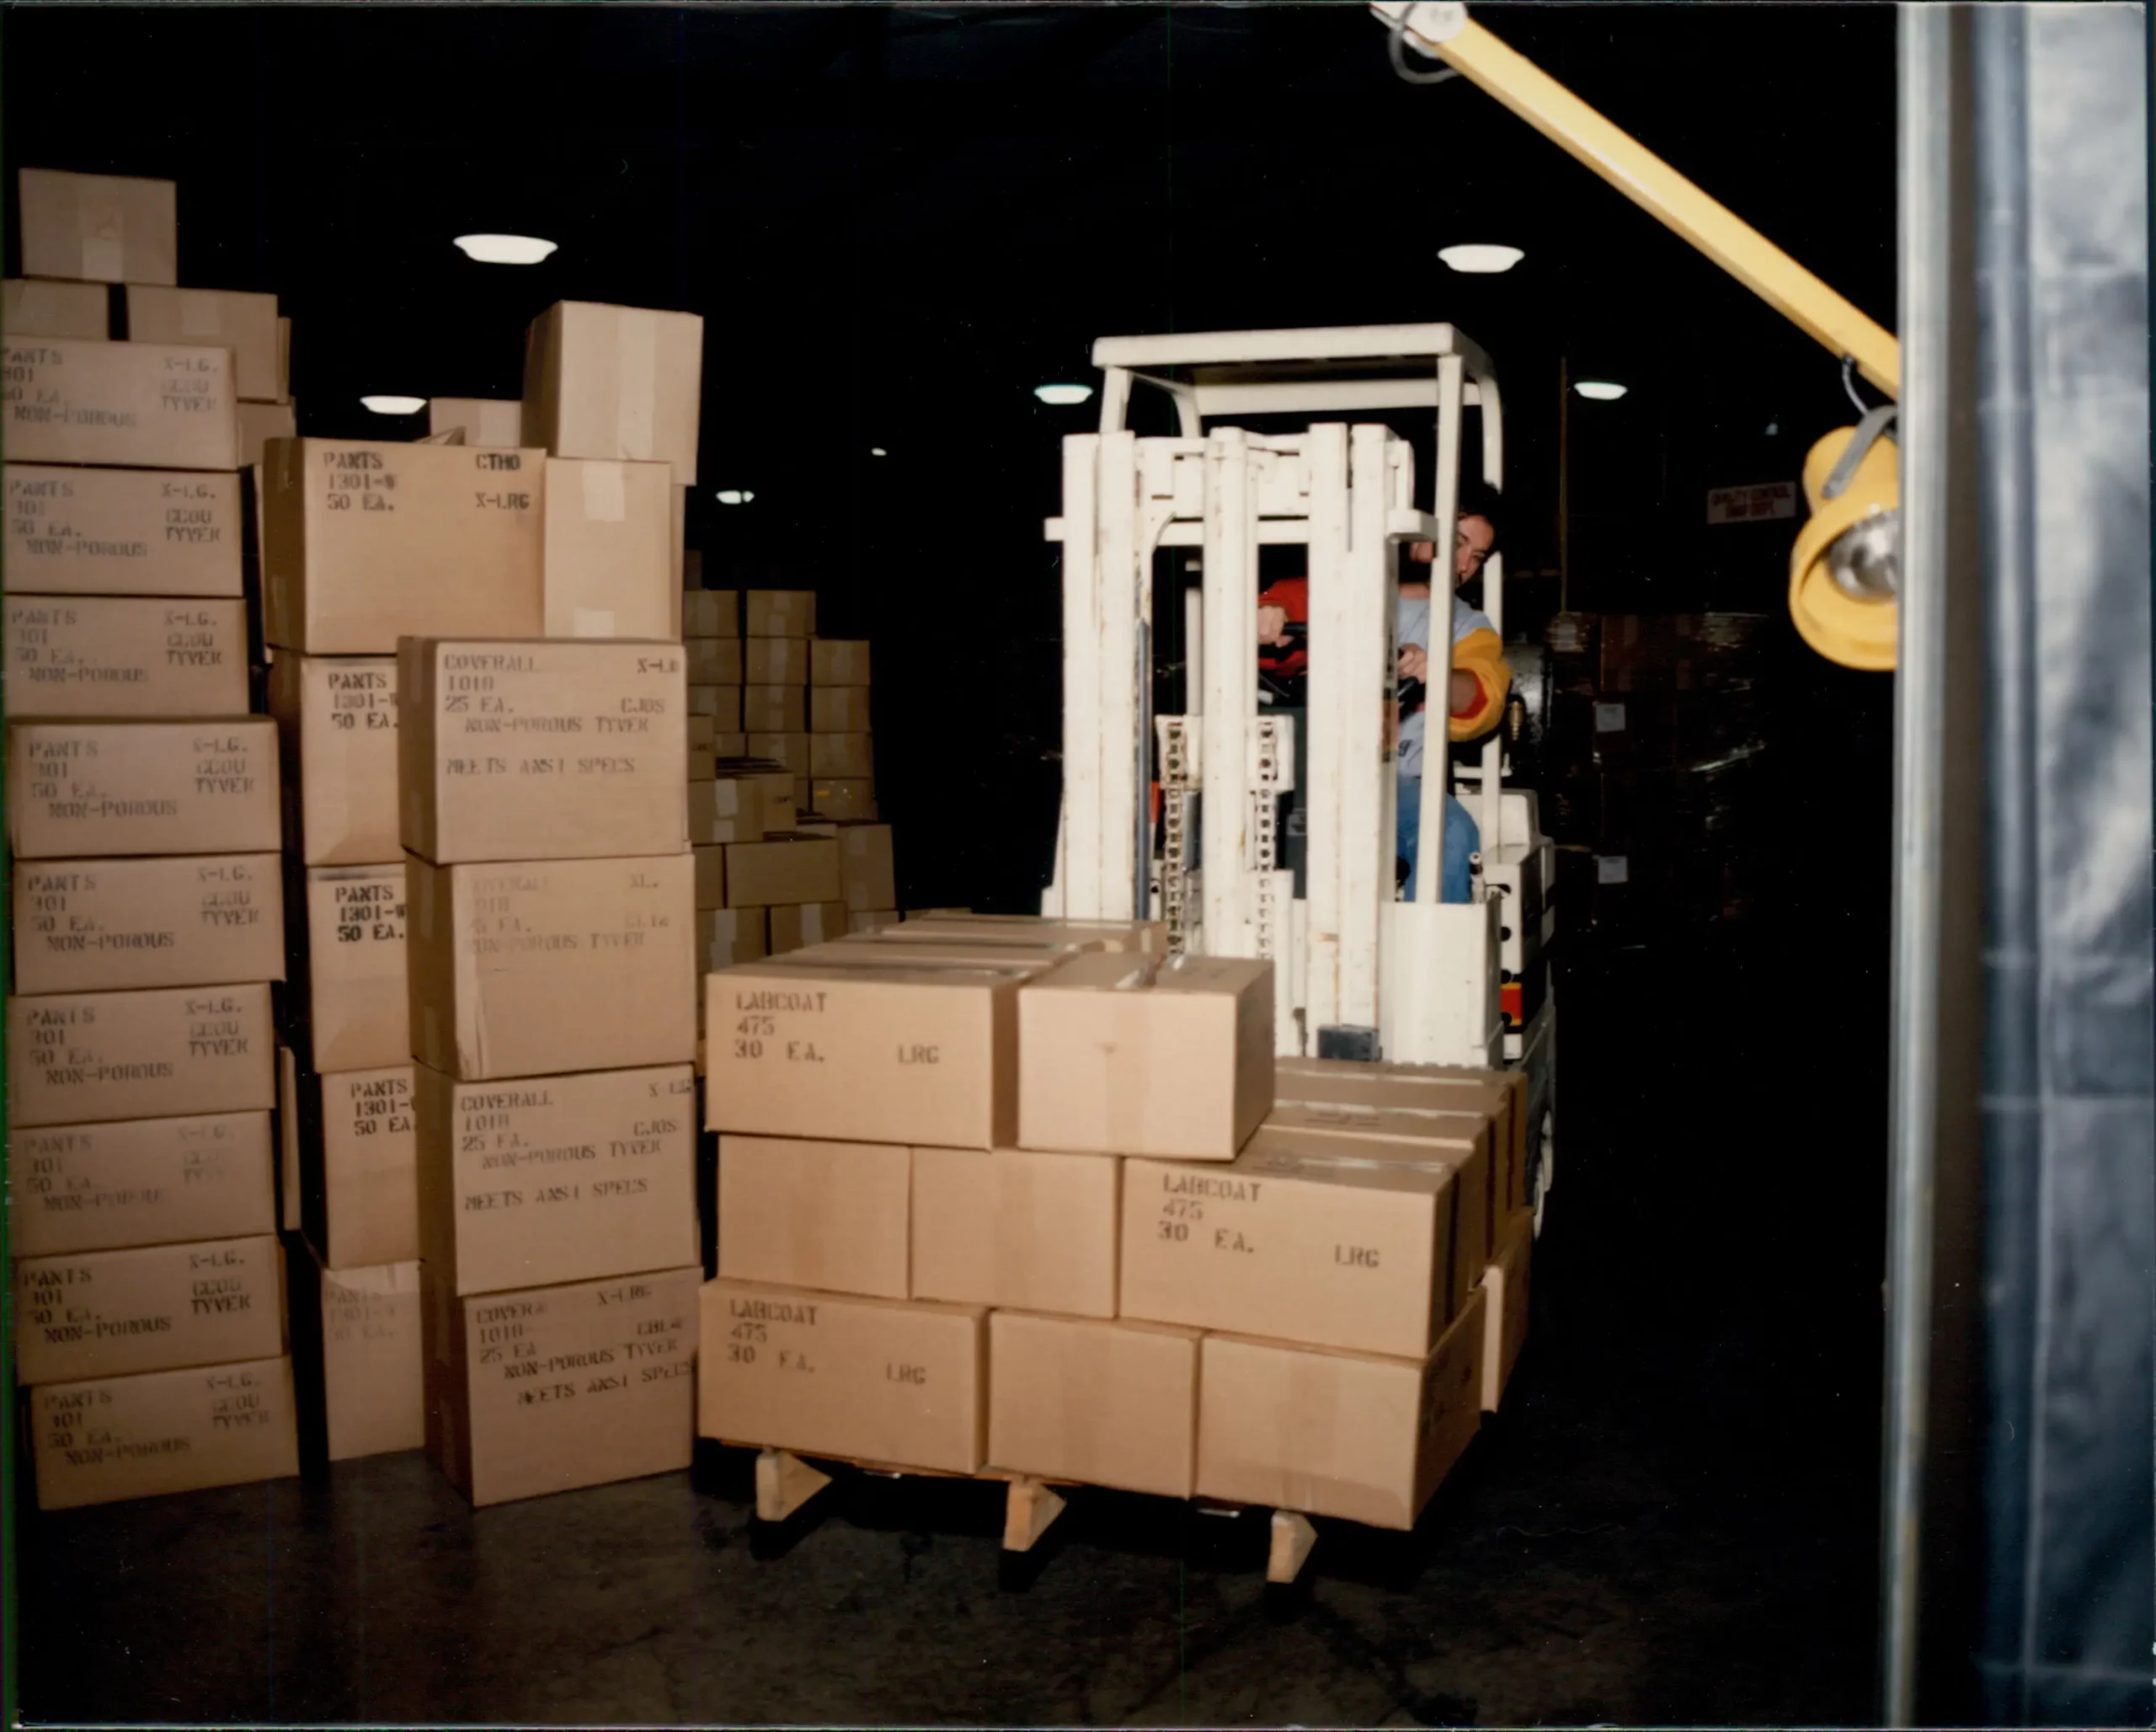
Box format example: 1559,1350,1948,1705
1257,484,1510,900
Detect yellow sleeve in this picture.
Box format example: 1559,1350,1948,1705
1447,627,1511,742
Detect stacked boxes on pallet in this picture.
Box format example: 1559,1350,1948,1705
1540,610,1775,938
3,168,298,1510
696,916,1534,1535
397,298,707,1506
795,632,897,933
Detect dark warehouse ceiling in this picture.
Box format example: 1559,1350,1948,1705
3,3,1897,572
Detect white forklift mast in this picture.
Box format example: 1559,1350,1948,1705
1042,323,1557,1215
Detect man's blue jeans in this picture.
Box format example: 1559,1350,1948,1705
1397,778,1480,903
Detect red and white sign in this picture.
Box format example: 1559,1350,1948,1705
1706,481,1797,526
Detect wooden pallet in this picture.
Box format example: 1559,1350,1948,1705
729,1443,1319,1584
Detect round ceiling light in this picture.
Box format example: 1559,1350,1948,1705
1574,380,1629,402
452,233,558,265
1034,383,1094,406
715,489,755,505
1439,243,1524,274
870,446,889,457
360,395,428,415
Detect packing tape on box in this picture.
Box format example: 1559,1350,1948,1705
180,291,221,337
1278,1352,1343,1514
78,187,126,281
617,311,659,460
325,1261,419,1301
580,460,627,524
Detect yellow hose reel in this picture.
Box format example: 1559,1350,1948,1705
1788,408,1900,671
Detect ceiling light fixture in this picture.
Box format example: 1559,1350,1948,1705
715,489,755,505
1574,380,1629,402
360,394,428,415
452,233,558,265
1034,383,1093,406
1438,243,1524,274
870,447,889,457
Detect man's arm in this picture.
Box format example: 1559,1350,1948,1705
1447,626,1510,740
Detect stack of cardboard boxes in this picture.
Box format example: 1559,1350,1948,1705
1541,610,1774,938
395,297,708,1507
696,917,1534,1534
4,168,297,1510
683,589,895,988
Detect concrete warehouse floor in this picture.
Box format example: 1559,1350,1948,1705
15,888,1889,1727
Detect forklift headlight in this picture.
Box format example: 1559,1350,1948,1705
1788,422,1898,671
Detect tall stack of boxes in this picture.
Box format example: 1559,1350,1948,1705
1542,610,1774,939
392,297,707,1506
4,168,298,1510
696,917,1532,1533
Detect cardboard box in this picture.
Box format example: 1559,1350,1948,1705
704,953,1038,1147
808,733,873,779
808,778,877,821
1481,1207,1534,1412
125,286,282,403
406,853,696,1082
692,685,744,734
4,336,238,470
11,1110,275,1259
688,779,768,846
686,714,717,751
430,398,522,447
1119,1142,1468,1358
424,1263,698,1506
910,1145,1118,1318
292,863,408,1072
3,464,243,596
1257,1106,1495,1270
1276,1055,1528,1214
29,1355,300,1510
689,639,744,685
744,637,807,682
768,901,848,954
717,1136,910,1298
827,824,894,913
267,655,398,867
14,1232,286,1385
745,591,815,639
541,457,675,640
722,837,840,906
5,595,247,718
4,278,109,339
414,1062,697,1296
398,638,688,863
713,732,749,759
302,1064,419,1269
727,766,798,834
884,914,1168,953
746,731,809,775
697,1279,984,1472
681,590,739,638
850,909,900,935
809,638,869,686
743,685,805,734
12,853,280,997
302,1254,423,1461
1017,954,1272,1160
17,168,177,286
988,1312,1199,1499
7,717,278,861
8,982,275,1129
238,401,294,470
811,687,871,733
261,439,544,654
1196,1287,1485,1531
695,907,769,975
520,301,702,480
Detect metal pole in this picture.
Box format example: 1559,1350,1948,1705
1557,355,1571,614
1881,7,1951,1719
